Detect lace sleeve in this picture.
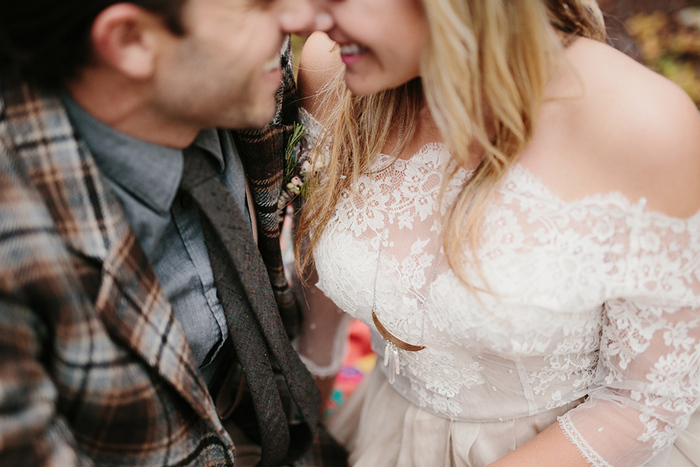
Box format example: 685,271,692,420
559,212,700,466
294,108,349,378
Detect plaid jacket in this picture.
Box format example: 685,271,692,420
0,44,345,465
0,78,239,465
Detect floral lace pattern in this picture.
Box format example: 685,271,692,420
302,111,700,466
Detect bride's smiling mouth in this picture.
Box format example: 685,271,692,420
338,43,368,66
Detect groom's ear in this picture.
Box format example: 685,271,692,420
88,3,172,80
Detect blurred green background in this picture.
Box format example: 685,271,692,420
600,0,700,107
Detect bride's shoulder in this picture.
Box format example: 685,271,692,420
548,38,700,218
298,32,343,124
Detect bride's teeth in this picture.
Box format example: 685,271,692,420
340,44,367,55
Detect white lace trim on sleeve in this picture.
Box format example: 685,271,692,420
559,413,614,467
295,313,352,378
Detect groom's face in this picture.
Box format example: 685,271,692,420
152,0,315,130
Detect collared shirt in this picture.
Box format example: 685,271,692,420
62,93,251,387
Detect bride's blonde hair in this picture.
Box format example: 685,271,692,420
296,0,606,288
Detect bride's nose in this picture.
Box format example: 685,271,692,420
279,0,334,36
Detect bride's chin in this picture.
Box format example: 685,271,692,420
344,73,389,96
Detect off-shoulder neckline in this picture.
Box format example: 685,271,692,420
378,143,700,222
302,108,700,222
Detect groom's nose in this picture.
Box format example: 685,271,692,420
279,0,334,36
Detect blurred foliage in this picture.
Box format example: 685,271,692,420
291,35,308,77
626,10,700,106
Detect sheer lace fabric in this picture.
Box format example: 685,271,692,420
301,110,700,466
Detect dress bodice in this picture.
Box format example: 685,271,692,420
304,110,700,466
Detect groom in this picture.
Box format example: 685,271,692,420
0,0,341,466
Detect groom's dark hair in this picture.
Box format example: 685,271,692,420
0,0,187,87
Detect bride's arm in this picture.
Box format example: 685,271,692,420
295,266,351,408
294,32,350,407
490,303,700,467
488,423,588,467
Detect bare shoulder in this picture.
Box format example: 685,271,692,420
560,38,700,217
297,32,343,124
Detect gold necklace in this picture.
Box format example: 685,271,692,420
369,108,444,383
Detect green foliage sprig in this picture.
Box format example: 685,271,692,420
284,122,310,199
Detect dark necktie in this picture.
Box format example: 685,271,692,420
179,146,319,466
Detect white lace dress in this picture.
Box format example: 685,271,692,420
302,111,700,467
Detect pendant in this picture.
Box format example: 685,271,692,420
372,311,426,352
384,341,401,384
372,310,425,384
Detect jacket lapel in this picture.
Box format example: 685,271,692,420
234,122,300,337
0,81,219,425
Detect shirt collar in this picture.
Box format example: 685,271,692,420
192,129,226,173
61,92,225,214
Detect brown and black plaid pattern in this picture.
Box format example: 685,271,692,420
0,42,347,466
0,81,235,466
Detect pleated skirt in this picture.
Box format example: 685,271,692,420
328,367,700,467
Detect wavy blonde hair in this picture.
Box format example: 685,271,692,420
297,0,606,289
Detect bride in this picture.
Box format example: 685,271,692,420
294,0,700,465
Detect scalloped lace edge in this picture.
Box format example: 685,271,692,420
294,314,353,378
559,413,614,467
